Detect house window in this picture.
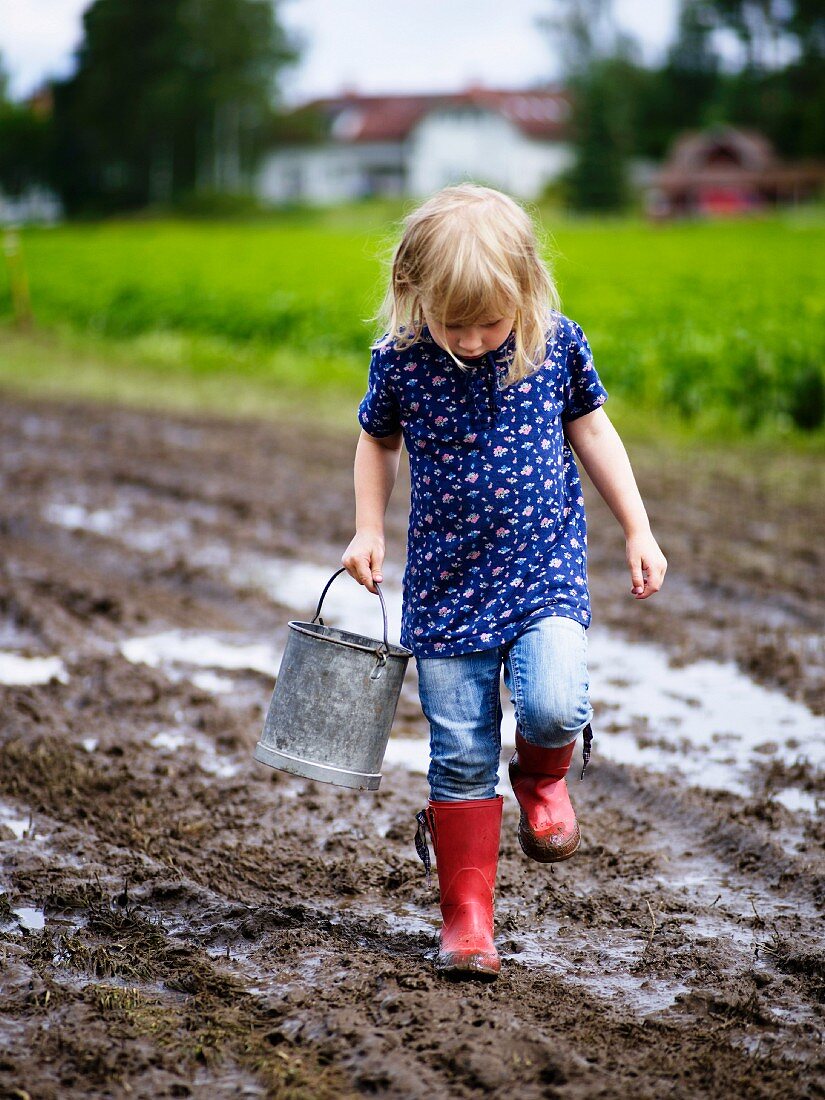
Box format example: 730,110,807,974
331,109,364,141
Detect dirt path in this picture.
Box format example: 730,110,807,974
0,396,822,1099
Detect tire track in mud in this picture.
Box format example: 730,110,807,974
1,396,823,1098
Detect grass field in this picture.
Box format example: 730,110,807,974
1,204,823,438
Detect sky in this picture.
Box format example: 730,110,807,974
0,0,685,102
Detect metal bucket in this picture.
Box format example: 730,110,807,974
254,567,413,790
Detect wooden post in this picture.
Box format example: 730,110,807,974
3,226,33,330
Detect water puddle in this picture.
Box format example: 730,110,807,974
0,651,68,686
114,630,286,777
49,486,822,810
0,883,47,932
190,670,236,695
44,499,193,555
333,894,688,1015
148,726,242,779
501,926,692,1014
585,628,825,798
43,502,131,537
12,906,46,931
229,555,405,642
652,834,819,933
0,801,58,854
772,787,820,815
0,801,35,840
119,630,279,681
334,899,435,940
225,556,824,804
382,737,429,775
150,730,187,751
123,560,824,809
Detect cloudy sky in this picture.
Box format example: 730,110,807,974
0,0,684,101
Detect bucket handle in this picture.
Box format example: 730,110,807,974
311,567,391,664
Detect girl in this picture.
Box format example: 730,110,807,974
342,183,666,980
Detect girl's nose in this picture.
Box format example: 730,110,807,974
456,328,482,353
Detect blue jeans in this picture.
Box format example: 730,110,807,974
416,614,593,801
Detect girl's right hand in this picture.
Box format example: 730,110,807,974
341,528,385,594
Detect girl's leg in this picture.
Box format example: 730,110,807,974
415,648,504,801
415,649,504,977
502,614,593,748
503,614,593,862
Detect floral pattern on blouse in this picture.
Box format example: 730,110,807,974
357,310,608,656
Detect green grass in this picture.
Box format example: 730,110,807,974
1,204,823,439
0,325,363,429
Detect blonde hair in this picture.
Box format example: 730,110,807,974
374,183,561,384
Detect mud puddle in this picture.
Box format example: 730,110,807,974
40,471,824,813
1,395,823,1099
116,544,824,813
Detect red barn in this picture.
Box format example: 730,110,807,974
647,125,825,219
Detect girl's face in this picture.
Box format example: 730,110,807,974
422,308,515,363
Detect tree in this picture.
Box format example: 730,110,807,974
633,0,724,160
706,0,825,157
0,57,52,198
51,0,298,213
709,0,799,70
562,57,638,211
540,0,639,211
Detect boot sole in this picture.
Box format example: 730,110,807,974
436,952,500,980
517,814,581,863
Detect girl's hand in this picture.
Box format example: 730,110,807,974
341,528,386,594
626,530,667,599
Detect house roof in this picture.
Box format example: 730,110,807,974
289,87,572,145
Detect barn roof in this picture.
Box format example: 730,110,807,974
651,125,825,192
664,126,778,172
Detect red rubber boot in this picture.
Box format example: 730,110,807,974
508,730,580,863
424,795,503,979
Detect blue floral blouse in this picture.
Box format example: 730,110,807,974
357,311,608,657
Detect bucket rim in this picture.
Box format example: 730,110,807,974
287,619,413,659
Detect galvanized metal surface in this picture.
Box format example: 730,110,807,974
254,569,412,790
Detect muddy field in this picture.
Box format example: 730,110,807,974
0,394,823,1099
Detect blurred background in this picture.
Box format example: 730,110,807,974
0,0,823,438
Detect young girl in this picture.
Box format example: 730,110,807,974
342,183,666,980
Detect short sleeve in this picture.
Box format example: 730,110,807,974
561,321,608,423
358,345,402,437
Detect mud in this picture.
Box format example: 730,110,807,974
0,395,823,1099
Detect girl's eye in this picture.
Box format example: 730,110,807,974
444,320,502,331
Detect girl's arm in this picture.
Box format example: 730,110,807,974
341,428,404,593
564,408,667,600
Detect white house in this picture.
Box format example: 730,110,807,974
0,186,62,225
257,86,574,204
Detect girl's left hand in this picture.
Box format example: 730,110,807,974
625,531,667,599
